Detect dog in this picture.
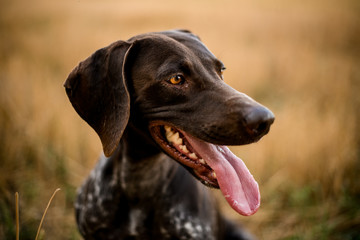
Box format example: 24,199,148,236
64,30,274,240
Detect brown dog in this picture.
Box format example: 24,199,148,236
65,30,274,240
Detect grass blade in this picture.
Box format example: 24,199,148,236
35,188,61,240
15,192,19,240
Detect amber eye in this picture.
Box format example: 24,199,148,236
220,67,226,78
169,75,185,85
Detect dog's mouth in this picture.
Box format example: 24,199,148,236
150,124,219,188
149,122,260,216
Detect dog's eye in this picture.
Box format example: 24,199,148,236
220,67,226,79
169,75,185,85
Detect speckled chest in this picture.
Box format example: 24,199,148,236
126,206,217,240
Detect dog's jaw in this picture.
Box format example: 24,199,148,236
149,122,260,216
149,123,219,188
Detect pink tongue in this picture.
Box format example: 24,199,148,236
183,133,260,216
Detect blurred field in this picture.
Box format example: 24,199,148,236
0,0,359,239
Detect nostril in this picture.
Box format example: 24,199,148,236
255,122,268,134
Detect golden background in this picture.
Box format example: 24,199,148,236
1,0,359,239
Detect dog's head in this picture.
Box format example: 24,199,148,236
64,30,274,216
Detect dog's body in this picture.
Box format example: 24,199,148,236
65,30,274,240
74,128,248,239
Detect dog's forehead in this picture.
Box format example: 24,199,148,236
165,32,216,60
131,32,218,64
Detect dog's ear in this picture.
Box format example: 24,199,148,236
64,41,133,157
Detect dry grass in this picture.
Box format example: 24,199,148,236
0,0,359,239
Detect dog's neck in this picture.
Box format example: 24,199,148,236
115,123,178,200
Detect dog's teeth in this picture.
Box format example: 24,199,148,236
165,126,175,141
199,159,206,165
172,132,183,145
164,125,172,132
166,131,174,140
189,153,198,159
211,172,217,178
165,127,183,145
179,145,189,153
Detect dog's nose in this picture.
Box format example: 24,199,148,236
244,106,275,139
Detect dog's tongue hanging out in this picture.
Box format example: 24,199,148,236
183,133,260,216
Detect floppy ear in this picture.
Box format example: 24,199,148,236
64,41,133,157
